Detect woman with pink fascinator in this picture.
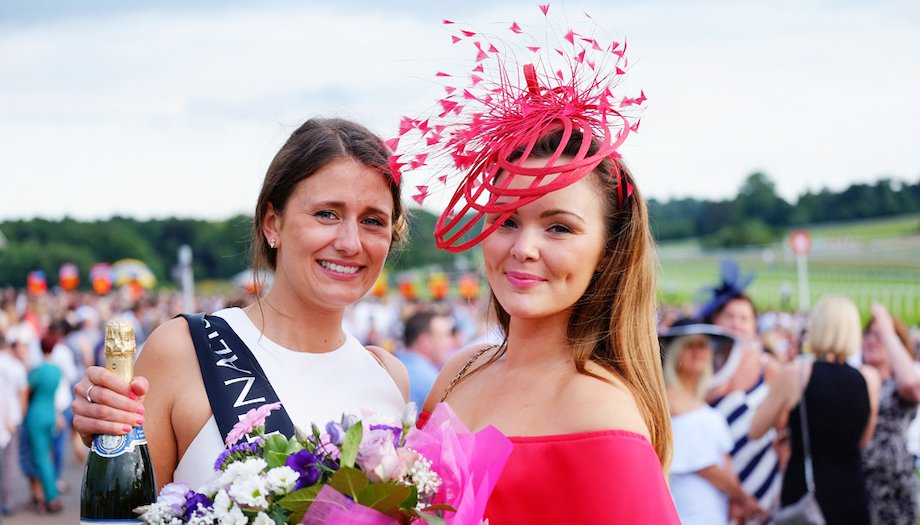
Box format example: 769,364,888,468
394,6,679,523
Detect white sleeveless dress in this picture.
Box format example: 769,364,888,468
172,307,405,490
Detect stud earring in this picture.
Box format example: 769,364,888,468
269,239,276,249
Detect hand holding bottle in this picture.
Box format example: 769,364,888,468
73,364,149,445
80,320,157,523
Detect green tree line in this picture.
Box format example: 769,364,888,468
649,174,920,247
0,210,472,289
1,173,917,288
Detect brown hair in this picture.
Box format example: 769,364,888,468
251,118,407,279
482,129,673,469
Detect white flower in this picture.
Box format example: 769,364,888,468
197,472,224,498
219,457,268,486
253,512,275,525
361,411,402,428
265,465,299,494
138,501,182,524
228,475,270,510
213,490,234,518
401,402,419,428
402,448,442,500
187,510,217,525
211,490,246,525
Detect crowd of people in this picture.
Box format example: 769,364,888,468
659,287,920,525
1,274,919,523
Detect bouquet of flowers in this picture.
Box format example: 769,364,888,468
138,402,511,525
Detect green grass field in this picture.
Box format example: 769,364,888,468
657,215,920,325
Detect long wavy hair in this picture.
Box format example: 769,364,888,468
481,128,673,470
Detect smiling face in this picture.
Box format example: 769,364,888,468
481,158,608,323
713,297,757,338
263,158,394,311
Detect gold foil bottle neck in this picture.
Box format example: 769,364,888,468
104,320,136,358
104,320,136,382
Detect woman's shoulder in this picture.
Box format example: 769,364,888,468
556,364,651,440
858,364,881,393
365,345,410,402
422,343,498,414
135,317,196,371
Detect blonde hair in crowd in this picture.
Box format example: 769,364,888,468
663,335,714,399
807,295,862,360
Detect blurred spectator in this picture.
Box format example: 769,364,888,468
751,295,880,525
0,330,27,517
663,321,763,524
396,309,455,407
45,323,77,494
24,333,64,513
64,305,102,374
704,292,782,513
860,303,920,525
345,298,399,348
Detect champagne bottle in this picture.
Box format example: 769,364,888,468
80,320,157,523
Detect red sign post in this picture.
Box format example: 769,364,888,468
789,230,812,310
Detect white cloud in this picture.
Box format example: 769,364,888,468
0,1,917,220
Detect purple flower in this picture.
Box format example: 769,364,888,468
357,428,403,483
369,424,402,444
326,421,344,445
214,437,264,471
213,449,231,471
286,450,320,489
158,482,190,515
182,492,213,521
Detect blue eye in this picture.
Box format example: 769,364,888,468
363,216,386,227
315,210,338,220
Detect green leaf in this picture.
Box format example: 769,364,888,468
266,504,290,525
265,450,288,469
356,482,411,514
400,485,418,510
416,512,448,525
328,466,368,500
277,484,322,522
263,434,290,455
287,437,303,453
339,422,363,468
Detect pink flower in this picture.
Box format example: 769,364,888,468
357,428,403,483
316,433,340,460
225,402,282,447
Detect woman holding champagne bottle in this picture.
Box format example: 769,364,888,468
71,117,411,491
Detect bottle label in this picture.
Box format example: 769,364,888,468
91,427,147,458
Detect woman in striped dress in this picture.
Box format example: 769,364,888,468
705,292,783,517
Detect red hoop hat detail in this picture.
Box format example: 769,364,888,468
391,4,645,252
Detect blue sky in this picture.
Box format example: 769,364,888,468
1,0,918,220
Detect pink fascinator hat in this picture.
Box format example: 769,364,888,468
389,4,646,252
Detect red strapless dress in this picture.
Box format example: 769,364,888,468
419,412,679,524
